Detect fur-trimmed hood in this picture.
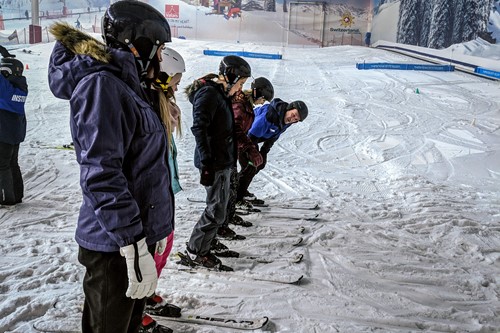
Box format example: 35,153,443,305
184,73,221,103
48,22,141,100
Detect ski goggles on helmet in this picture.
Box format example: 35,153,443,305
1,68,12,78
156,72,173,91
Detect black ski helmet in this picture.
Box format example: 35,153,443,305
219,55,251,86
102,0,171,76
287,100,308,121
251,77,274,101
0,58,24,77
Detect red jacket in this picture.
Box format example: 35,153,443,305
232,90,256,155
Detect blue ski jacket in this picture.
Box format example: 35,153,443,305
0,74,27,145
48,24,174,252
248,98,291,143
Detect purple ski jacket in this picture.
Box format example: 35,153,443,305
48,24,174,252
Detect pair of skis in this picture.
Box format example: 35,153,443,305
33,313,269,332
188,197,321,220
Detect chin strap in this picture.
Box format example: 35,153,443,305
126,40,161,80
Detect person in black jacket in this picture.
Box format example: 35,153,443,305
182,55,251,271
0,51,27,206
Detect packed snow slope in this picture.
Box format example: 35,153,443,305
0,37,499,332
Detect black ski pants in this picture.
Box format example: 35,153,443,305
78,246,154,333
236,151,266,202
0,142,23,205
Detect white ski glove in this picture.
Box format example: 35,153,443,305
156,237,167,255
120,237,158,299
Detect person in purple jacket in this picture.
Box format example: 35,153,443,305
47,1,174,333
0,53,27,206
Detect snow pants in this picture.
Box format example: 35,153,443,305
236,151,266,202
222,167,238,227
78,246,154,333
0,142,23,205
187,168,231,255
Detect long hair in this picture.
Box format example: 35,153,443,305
156,86,182,149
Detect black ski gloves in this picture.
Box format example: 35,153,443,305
200,167,215,187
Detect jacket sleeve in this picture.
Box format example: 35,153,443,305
248,105,271,139
233,100,255,154
191,86,217,168
71,72,144,247
0,75,27,115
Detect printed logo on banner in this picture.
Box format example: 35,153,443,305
165,5,180,18
340,11,355,28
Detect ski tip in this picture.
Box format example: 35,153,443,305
291,253,304,263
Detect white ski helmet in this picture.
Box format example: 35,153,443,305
160,47,186,77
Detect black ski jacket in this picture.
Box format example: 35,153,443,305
187,79,236,171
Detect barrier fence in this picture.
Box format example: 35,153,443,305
356,63,455,71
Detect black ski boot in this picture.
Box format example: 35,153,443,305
178,248,233,271
228,214,253,227
145,294,182,318
236,199,261,212
217,225,246,240
210,238,239,257
139,314,173,333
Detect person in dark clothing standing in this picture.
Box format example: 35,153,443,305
209,77,275,258
47,1,174,332
0,52,27,206
181,55,251,271
237,99,308,205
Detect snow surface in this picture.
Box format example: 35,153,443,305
1,28,500,333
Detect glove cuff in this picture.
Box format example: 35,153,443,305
120,237,147,258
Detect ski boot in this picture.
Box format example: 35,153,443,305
211,238,239,257
228,214,253,227
178,248,233,271
217,225,246,240
236,199,261,212
145,294,182,318
139,314,173,333
243,191,266,206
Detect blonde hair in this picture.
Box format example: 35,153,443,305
156,86,182,149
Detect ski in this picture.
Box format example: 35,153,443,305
259,202,319,210
55,144,74,150
175,252,304,284
253,211,319,220
153,313,269,330
244,197,319,210
33,319,80,333
249,225,306,237
33,142,74,151
244,253,304,264
186,197,205,204
188,197,318,213
22,49,42,55
228,236,303,247
247,234,304,245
